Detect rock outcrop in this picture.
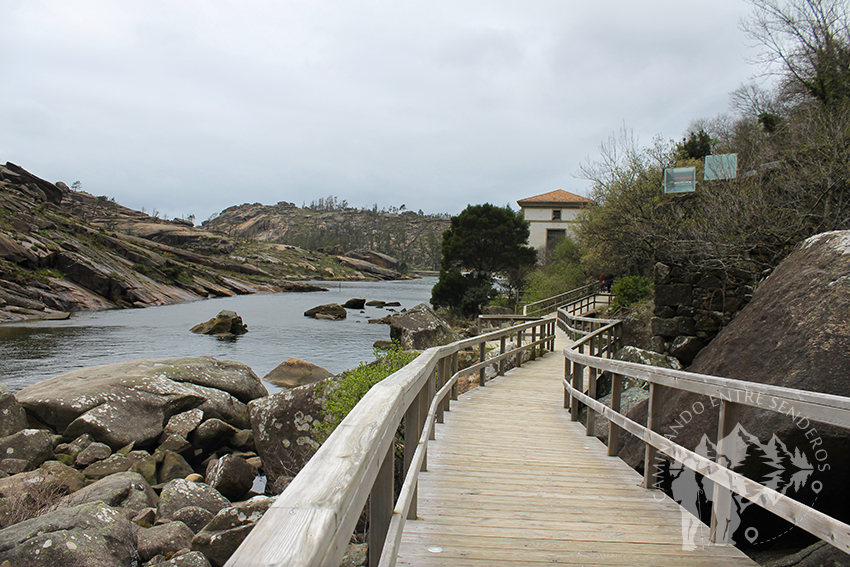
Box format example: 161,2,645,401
262,358,334,388
304,303,347,320
0,163,376,322
190,310,249,338
249,381,333,481
389,303,462,349
202,200,448,271
16,357,267,449
0,501,138,567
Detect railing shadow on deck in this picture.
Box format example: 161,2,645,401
559,305,850,555
225,312,557,567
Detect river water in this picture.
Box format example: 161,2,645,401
0,276,436,393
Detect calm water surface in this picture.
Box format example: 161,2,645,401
0,277,436,393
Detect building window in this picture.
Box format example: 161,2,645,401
552,209,561,221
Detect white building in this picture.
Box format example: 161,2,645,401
517,189,591,258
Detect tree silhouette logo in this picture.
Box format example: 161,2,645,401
664,422,822,550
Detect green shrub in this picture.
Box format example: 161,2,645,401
521,238,587,305
315,343,417,441
610,276,653,311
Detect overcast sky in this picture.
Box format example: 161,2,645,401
1,0,765,222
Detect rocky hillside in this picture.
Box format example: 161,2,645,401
0,162,405,321
203,201,450,270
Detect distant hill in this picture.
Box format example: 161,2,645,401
0,163,400,321
203,201,450,271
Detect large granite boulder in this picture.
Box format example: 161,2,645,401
156,479,230,523
16,357,267,450
389,303,462,349
206,455,255,501
191,496,275,567
0,461,85,528
262,358,334,388
136,521,195,562
618,231,850,545
61,471,157,513
0,429,56,472
190,310,248,337
304,303,347,320
342,297,367,309
0,501,138,567
0,385,27,438
249,380,334,481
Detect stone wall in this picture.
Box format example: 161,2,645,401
650,262,756,366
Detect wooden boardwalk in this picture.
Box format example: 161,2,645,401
395,330,757,566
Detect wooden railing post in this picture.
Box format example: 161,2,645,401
570,343,584,422
607,374,623,456
478,341,486,386
516,328,523,368
436,357,446,424
450,352,459,401
403,389,422,519
498,336,506,376
643,383,666,489
368,443,394,567
586,336,597,437
427,366,436,441
564,357,571,409
710,400,742,543
530,326,537,360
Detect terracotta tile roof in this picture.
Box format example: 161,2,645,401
517,189,591,206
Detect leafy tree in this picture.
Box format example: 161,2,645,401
577,129,679,276
431,204,536,315
677,129,713,160
742,0,850,107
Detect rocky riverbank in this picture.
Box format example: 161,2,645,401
0,301,469,566
0,162,410,323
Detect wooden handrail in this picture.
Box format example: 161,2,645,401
559,306,850,554
226,316,557,567
521,282,601,316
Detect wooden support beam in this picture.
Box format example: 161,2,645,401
516,329,523,368
710,400,741,543
530,326,537,360
478,342,486,386
428,367,436,441
608,373,623,456
586,336,597,437
403,389,422,520
498,336,506,376
450,352,458,401
368,443,394,567
436,357,446,424
644,383,666,490
570,343,584,422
